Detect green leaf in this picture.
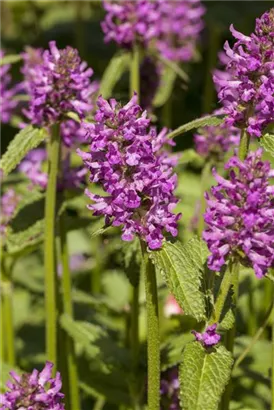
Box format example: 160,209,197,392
88,222,111,238
153,66,177,107
150,238,207,321
99,52,130,99
6,219,44,256
260,133,274,158
167,116,224,140
0,126,47,176
179,342,233,410
0,54,22,66
178,149,204,167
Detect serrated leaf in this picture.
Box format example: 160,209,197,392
260,133,274,158
0,54,22,66
179,342,233,410
99,52,130,99
153,66,177,107
167,116,224,139
150,238,207,321
6,219,44,256
0,126,47,176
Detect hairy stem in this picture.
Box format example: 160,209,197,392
238,129,250,161
44,123,61,364
198,161,212,237
141,241,160,410
130,43,140,99
59,212,81,410
221,261,239,410
130,282,141,410
1,259,15,366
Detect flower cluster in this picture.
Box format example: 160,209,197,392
78,94,181,250
213,9,274,137
203,149,274,278
0,189,21,237
24,41,95,127
0,361,64,410
160,366,180,410
101,0,159,48
192,324,221,347
194,115,240,162
156,0,205,63
0,51,22,124
19,148,86,191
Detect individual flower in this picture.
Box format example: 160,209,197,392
0,189,21,237
194,115,240,162
203,149,274,278
140,57,161,110
156,0,205,62
213,9,274,137
19,148,86,191
160,366,180,410
78,94,181,250
0,361,65,410
192,324,221,347
101,0,160,48
0,51,22,123
164,295,183,318
24,41,95,127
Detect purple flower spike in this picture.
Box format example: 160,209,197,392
78,94,181,250
160,366,180,410
0,361,65,410
203,149,274,278
192,324,221,347
19,148,86,191
0,51,22,124
24,41,95,127
194,112,240,162
156,0,205,63
101,0,160,48
213,8,274,137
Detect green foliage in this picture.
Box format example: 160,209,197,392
153,66,177,107
178,149,204,167
167,116,224,139
151,238,207,321
260,132,274,158
0,126,47,176
179,342,233,410
99,52,130,98
122,238,141,287
6,219,44,256
155,53,189,82
0,54,22,66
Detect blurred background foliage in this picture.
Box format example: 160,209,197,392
1,2,274,409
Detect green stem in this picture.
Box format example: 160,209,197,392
93,397,106,410
130,282,141,410
130,43,140,99
162,97,172,128
238,129,250,161
221,262,239,410
92,238,102,294
59,213,81,410
234,295,273,369
141,241,160,410
44,123,61,364
1,258,15,366
198,161,212,237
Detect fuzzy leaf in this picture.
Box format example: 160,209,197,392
167,116,224,139
153,66,177,107
99,52,130,99
179,342,233,410
0,126,47,176
0,54,22,66
260,133,274,158
6,220,44,256
151,238,207,321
